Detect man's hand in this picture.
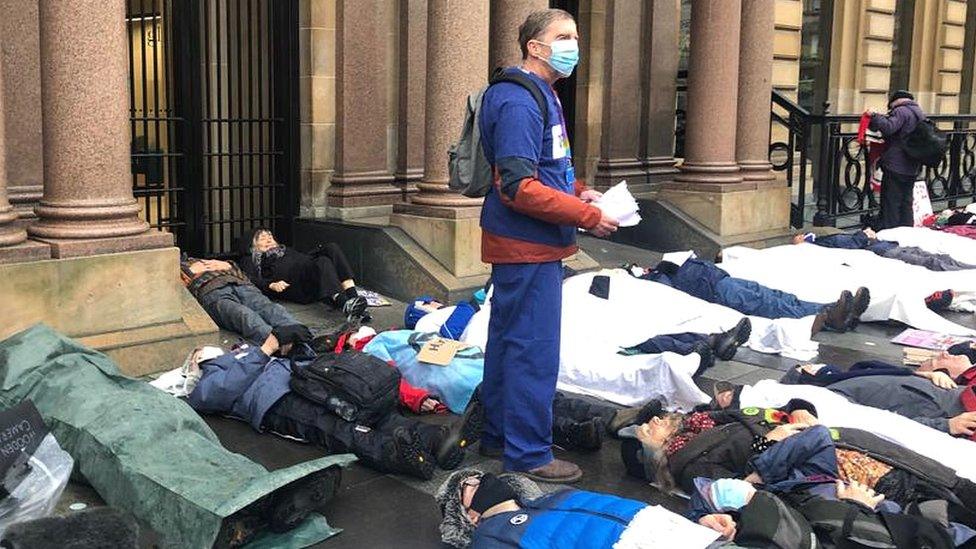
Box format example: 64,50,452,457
579,189,603,203
917,370,958,389
260,333,281,357
269,280,290,293
836,480,884,509
420,397,441,414
765,423,806,442
949,411,976,437
588,212,619,238
789,409,819,427
862,227,877,240
699,514,737,540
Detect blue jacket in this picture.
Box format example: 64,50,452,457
670,259,730,303
187,346,294,430
472,489,646,548
869,100,925,178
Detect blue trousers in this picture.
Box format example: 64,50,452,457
624,333,706,355
714,277,825,319
483,262,562,471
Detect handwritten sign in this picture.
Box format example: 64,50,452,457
0,400,48,496
417,337,469,366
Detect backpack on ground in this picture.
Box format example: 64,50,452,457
447,67,550,198
902,110,948,169
290,351,400,426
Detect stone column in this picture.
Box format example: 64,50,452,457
394,0,427,195
593,0,649,192
0,0,43,220
29,0,171,257
735,0,775,181
0,47,27,248
405,0,487,208
640,0,679,187
327,0,399,218
489,0,548,70
673,0,742,187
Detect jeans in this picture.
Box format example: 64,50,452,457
879,246,976,272
715,277,826,319
623,332,708,356
750,425,838,487
880,169,916,229
199,283,299,344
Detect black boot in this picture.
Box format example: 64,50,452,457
823,290,853,332
845,287,871,330
708,318,752,361
384,428,435,480
692,341,714,377
554,416,604,451
432,390,483,470
266,465,343,533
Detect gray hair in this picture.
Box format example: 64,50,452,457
518,9,575,59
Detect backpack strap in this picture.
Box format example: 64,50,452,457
488,67,551,130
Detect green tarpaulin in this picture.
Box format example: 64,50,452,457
0,324,354,548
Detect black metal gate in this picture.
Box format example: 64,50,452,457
127,0,300,257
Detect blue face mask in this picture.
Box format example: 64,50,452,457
709,479,754,511
536,39,579,77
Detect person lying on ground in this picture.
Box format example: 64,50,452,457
641,258,870,335
753,360,976,439
181,327,483,480
618,399,976,525
181,254,305,344
792,227,976,272
435,469,719,549
618,318,753,370
238,227,369,322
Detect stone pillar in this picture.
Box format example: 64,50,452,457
394,0,427,195
391,0,489,278
28,0,171,257
592,0,648,192
673,0,743,187
327,0,399,218
735,0,775,181
0,0,43,220
0,47,27,248
640,0,679,188
401,0,487,208
489,0,548,70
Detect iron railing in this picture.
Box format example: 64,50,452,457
770,90,976,228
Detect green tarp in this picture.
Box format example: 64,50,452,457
0,324,354,548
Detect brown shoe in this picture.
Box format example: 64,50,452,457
824,290,852,332
845,287,871,330
521,458,583,484
811,311,827,336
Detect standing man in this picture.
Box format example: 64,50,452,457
478,9,618,483
868,90,926,229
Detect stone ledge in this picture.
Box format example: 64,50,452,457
32,230,174,259
0,239,50,265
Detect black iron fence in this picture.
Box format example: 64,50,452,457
770,90,976,229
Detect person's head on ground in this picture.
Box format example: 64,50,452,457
251,228,279,254
919,350,972,379
186,345,226,371
710,381,743,410
435,469,543,548
653,260,681,278
791,232,812,245
619,413,685,491
518,9,578,84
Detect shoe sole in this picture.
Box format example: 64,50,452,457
436,392,484,469
521,468,583,484
846,288,871,330
397,430,436,480
268,465,343,533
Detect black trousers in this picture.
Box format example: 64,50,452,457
880,169,916,229
310,243,356,303
551,392,617,445
261,393,440,473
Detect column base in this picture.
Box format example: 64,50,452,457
390,204,488,278
593,158,649,192
658,182,790,236
674,161,744,185
410,181,484,208
324,204,394,220
738,160,776,182
393,169,423,196
31,230,174,259
326,171,403,208
0,239,50,265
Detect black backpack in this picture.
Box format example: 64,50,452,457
290,351,400,426
902,110,948,169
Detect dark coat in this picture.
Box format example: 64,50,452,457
869,100,926,178
239,248,321,304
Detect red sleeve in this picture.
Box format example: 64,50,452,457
573,179,589,197
501,177,602,229
399,378,431,413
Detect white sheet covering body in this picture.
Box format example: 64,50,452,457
740,380,976,482
462,271,818,408
721,243,976,336
879,226,976,266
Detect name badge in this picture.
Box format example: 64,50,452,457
565,163,576,184
551,125,567,160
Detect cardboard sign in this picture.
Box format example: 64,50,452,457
417,337,468,366
0,400,49,495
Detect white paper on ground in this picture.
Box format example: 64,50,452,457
661,250,697,267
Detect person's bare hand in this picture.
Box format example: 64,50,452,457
949,412,976,437
203,259,232,270
699,514,737,540
836,480,884,509
862,227,877,240
789,409,819,427
260,333,281,356
579,189,603,203
765,423,807,442
420,397,441,414
589,212,619,238
920,370,958,389
269,281,290,293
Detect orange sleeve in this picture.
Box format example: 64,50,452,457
573,179,589,197
500,177,602,229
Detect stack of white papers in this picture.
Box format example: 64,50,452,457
593,180,642,227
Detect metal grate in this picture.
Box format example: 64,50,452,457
127,0,299,257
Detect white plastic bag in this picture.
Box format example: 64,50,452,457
0,433,74,536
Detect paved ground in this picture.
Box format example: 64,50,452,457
55,235,976,547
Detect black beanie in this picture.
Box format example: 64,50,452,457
620,438,650,481
889,90,914,105
469,474,517,514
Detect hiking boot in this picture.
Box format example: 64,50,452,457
521,458,583,484
342,295,369,322
478,443,503,458
823,290,853,332
811,310,827,336
215,505,266,549
267,465,342,533
434,391,484,470
845,287,871,330
925,289,954,312
554,417,604,451
388,428,436,480
607,399,664,436
692,341,714,377
708,318,752,361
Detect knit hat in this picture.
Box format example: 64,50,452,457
435,469,543,548
404,296,437,329
889,90,914,105
468,473,518,514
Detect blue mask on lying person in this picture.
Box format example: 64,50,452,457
709,478,755,511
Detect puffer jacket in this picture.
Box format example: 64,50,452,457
869,99,926,178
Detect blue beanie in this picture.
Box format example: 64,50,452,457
404,296,436,329
440,302,476,339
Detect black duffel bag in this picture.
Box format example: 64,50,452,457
291,351,400,426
